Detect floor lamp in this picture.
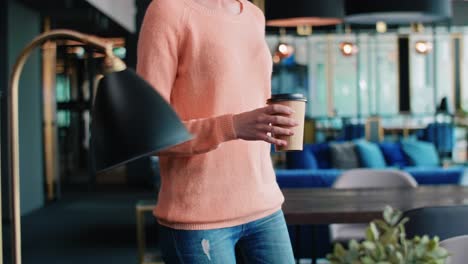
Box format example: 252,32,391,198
7,29,192,264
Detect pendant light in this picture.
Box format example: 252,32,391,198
345,0,452,25
339,25,358,57
415,40,433,55
265,0,344,27
340,41,359,56
273,28,294,64
412,23,433,55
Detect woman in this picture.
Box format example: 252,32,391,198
137,0,297,262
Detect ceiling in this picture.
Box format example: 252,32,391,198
17,0,131,37
265,0,468,34
17,0,468,36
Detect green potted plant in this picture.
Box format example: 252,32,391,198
327,206,449,264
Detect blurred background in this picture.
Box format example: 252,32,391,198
0,0,467,263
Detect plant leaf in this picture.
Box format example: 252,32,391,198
326,206,449,263
370,222,380,241
334,243,346,258
363,241,376,251
390,210,403,226
383,206,394,223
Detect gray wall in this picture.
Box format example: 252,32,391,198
1,0,9,222
7,0,44,215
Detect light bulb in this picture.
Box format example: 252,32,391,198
274,42,294,63
415,41,433,55
278,44,289,54
339,42,358,56
376,21,387,33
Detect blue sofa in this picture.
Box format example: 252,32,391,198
277,140,465,187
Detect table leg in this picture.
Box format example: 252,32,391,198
311,225,318,264
295,225,300,264
294,225,319,264
136,208,146,264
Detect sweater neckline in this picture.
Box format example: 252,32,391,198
184,0,247,21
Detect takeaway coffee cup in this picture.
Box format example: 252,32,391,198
267,93,307,152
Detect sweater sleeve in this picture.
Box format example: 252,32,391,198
136,0,238,157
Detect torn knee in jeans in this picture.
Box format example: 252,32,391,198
201,239,211,261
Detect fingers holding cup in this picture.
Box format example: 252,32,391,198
266,94,307,152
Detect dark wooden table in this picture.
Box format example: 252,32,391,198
282,185,468,225
135,185,468,263
283,185,468,263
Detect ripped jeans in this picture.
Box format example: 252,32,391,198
159,210,295,264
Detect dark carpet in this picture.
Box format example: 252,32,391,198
3,189,160,264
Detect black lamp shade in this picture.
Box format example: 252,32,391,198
91,69,192,173
265,0,344,27
345,0,452,24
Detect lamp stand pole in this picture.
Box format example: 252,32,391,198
7,30,125,264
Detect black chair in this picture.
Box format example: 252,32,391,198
403,206,468,241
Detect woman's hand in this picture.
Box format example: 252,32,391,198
233,105,299,146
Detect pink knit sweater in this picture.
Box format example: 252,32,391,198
137,0,284,230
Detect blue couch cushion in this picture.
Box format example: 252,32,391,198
378,142,409,168
286,145,318,169
310,143,331,169
401,140,440,167
330,142,360,169
343,123,365,140
286,143,332,170
354,140,387,168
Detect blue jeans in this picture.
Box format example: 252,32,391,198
159,210,295,263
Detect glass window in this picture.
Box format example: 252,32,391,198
410,32,453,114
333,35,358,117
304,34,399,118
374,34,399,115
463,34,468,112
306,36,329,117
410,34,435,114
435,34,454,110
